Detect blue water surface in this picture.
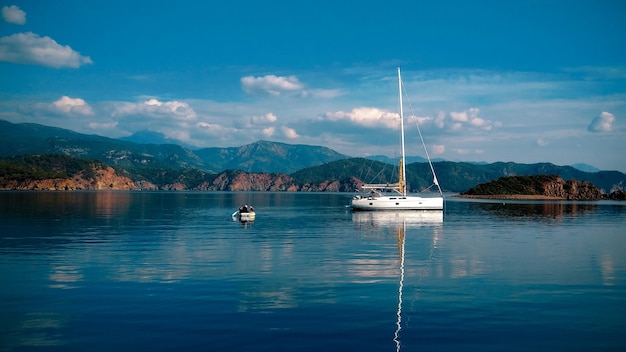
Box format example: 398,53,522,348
1,192,625,351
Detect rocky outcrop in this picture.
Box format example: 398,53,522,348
93,166,139,190
199,171,298,191
543,177,603,200
0,165,138,191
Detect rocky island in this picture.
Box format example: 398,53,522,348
458,174,624,200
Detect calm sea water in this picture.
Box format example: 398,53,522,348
1,191,625,352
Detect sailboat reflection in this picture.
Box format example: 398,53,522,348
394,219,406,352
351,210,443,229
352,211,443,351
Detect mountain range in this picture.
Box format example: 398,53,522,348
1,119,624,193
0,120,346,174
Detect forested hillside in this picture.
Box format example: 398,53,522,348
1,120,625,193
2,154,625,194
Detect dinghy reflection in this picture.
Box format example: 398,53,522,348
352,211,442,351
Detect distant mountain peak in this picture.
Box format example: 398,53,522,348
194,139,349,173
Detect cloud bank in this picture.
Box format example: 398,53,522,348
321,107,400,129
112,99,197,121
0,32,93,68
241,75,304,96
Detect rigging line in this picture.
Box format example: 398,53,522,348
357,157,375,185
400,78,444,196
369,162,389,184
360,157,392,185
422,183,436,192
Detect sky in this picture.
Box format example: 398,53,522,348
1,0,625,172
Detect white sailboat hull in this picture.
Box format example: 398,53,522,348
351,195,443,211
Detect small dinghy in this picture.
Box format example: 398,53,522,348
232,204,255,222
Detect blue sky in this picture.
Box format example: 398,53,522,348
1,0,625,172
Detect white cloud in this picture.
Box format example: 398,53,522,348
281,126,299,139
52,96,94,115
241,74,304,96
252,112,277,124
323,105,497,135
113,99,196,120
411,115,433,126
322,107,400,129
196,121,234,136
262,127,275,137
450,110,470,122
446,108,495,131
240,75,342,99
2,5,26,25
470,117,490,129
536,138,549,147
0,32,93,68
587,111,615,132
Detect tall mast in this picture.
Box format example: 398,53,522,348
398,67,407,197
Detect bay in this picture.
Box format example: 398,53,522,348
1,191,625,351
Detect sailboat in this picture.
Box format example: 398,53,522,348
351,68,444,211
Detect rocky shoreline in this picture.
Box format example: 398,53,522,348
2,157,624,199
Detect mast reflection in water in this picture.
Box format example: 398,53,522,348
352,210,444,351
